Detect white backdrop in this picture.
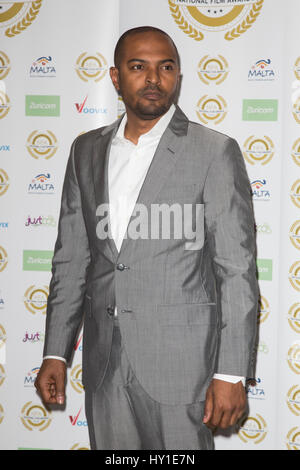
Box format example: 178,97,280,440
0,0,299,450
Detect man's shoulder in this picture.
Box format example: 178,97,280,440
186,118,234,149
73,118,120,148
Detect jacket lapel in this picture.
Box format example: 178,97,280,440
92,105,189,263
118,105,189,259
92,120,120,262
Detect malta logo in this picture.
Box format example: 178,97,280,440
290,180,300,209
287,342,300,375
26,130,58,160
23,285,49,315
292,138,300,167
169,0,264,42
197,55,229,85
0,169,9,196
0,51,10,79
258,296,270,324
288,303,300,334
0,1,43,38
75,52,108,82
238,414,267,444
287,385,300,416
286,427,300,450
243,136,274,166
20,401,52,431
70,364,84,394
0,91,10,119
196,95,227,125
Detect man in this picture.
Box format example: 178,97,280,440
35,26,258,450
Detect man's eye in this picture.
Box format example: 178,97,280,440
132,64,143,70
162,65,173,71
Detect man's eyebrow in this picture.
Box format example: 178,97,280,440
127,58,176,64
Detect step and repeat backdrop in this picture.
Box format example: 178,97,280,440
0,0,299,450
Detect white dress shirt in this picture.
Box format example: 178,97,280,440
44,104,245,386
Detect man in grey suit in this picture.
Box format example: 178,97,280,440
35,26,258,450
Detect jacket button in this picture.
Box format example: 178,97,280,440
116,263,125,271
106,306,114,316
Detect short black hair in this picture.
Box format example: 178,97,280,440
114,26,180,69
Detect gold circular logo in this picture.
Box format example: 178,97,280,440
0,364,5,387
0,404,4,424
75,52,108,82
287,385,300,416
0,91,10,119
0,51,10,79
0,324,6,351
238,414,267,444
286,426,300,450
295,57,300,81
70,364,84,394
169,0,264,42
289,261,300,292
293,96,300,124
287,342,300,374
26,130,58,160
23,285,49,315
243,136,274,166
290,220,300,251
258,295,270,324
288,303,300,334
0,246,8,272
70,443,90,450
196,95,227,125
197,55,229,85
0,169,9,197
292,138,300,167
0,1,43,38
21,401,52,431
290,180,300,209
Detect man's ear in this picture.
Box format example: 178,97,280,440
109,66,120,93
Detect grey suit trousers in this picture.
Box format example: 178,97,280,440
85,317,214,450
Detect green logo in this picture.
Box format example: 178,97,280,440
257,259,273,281
243,99,278,121
23,250,53,272
25,95,60,117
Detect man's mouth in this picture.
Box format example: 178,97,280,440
141,87,163,101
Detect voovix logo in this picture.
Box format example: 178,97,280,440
69,407,88,427
75,95,107,115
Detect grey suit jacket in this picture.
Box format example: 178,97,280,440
43,105,259,405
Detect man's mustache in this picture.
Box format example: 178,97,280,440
138,85,165,96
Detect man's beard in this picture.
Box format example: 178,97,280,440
121,84,177,121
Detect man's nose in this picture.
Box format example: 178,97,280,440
145,67,161,86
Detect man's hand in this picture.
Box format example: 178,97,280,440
35,359,66,405
203,378,246,430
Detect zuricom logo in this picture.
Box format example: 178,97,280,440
243,99,278,121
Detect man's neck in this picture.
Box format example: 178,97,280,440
124,107,169,145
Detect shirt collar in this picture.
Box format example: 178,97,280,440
114,103,176,146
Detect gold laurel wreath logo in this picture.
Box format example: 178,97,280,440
5,1,43,38
225,0,264,41
168,0,204,41
169,0,263,42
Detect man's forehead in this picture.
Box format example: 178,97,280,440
122,33,177,59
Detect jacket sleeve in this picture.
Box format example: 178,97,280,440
203,137,259,378
43,138,91,362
